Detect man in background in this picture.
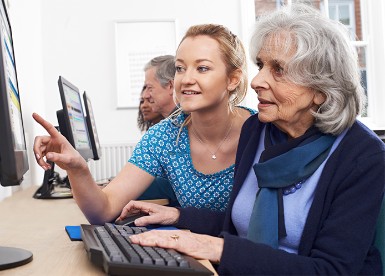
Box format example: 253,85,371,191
142,55,177,118
137,55,179,206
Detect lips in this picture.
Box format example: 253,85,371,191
258,98,274,104
141,108,152,115
182,90,201,95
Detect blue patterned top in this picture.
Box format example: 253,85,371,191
129,107,257,211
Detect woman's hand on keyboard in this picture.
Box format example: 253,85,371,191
129,229,224,264
118,200,180,226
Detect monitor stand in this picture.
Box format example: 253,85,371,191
0,246,33,270
33,161,72,199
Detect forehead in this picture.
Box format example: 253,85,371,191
144,67,158,84
257,32,297,62
176,35,222,61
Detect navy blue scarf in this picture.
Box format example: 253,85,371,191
247,124,336,248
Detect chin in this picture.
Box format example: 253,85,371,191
179,104,194,113
258,113,275,123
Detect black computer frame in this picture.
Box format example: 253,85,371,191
83,91,102,160
57,76,94,161
0,0,33,269
34,76,94,199
0,1,28,187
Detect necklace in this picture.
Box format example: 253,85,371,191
191,118,234,160
283,179,306,195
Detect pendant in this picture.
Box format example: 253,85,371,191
212,155,217,160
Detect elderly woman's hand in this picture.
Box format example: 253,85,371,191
129,229,224,263
117,200,180,226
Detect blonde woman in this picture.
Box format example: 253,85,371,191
33,24,256,224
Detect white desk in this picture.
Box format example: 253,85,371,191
0,186,216,275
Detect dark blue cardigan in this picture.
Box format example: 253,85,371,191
177,114,385,275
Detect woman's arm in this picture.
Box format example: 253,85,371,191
80,163,155,224
33,113,154,224
176,207,226,236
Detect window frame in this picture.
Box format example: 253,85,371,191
357,1,385,130
304,0,385,129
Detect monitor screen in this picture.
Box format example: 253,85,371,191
0,0,33,269
57,76,93,161
0,0,28,187
83,91,102,160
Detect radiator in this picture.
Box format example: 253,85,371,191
87,143,137,182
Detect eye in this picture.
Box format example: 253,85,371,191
197,66,209,73
272,64,284,77
256,60,263,70
175,65,185,73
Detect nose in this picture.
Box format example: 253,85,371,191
141,100,149,108
250,68,269,93
180,68,196,86
142,88,151,99
141,98,153,109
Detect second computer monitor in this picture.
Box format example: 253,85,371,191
83,91,102,160
57,76,93,161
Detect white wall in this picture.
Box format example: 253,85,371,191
3,0,256,190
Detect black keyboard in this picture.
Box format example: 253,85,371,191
80,223,214,275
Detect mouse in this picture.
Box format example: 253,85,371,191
114,212,149,226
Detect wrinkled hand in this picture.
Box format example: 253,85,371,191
32,113,86,171
129,230,224,263
117,200,180,226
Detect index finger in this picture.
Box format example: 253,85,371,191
32,112,60,137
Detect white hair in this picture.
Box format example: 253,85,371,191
250,3,365,135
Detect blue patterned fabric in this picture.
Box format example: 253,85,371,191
129,107,256,211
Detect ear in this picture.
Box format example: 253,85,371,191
168,80,174,96
314,91,326,105
227,69,242,91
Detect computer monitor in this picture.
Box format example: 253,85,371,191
0,0,33,269
83,91,102,160
34,76,94,199
57,76,94,161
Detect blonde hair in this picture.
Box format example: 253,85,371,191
172,24,248,136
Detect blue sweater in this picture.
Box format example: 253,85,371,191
177,114,385,275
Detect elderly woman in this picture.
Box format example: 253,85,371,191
119,4,385,275
137,85,164,133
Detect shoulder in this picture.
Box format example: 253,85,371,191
240,113,261,133
235,106,259,131
326,120,385,178
147,114,183,134
236,105,257,115
141,113,188,145
342,120,385,155
139,118,178,145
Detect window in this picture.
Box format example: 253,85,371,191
328,1,355,38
